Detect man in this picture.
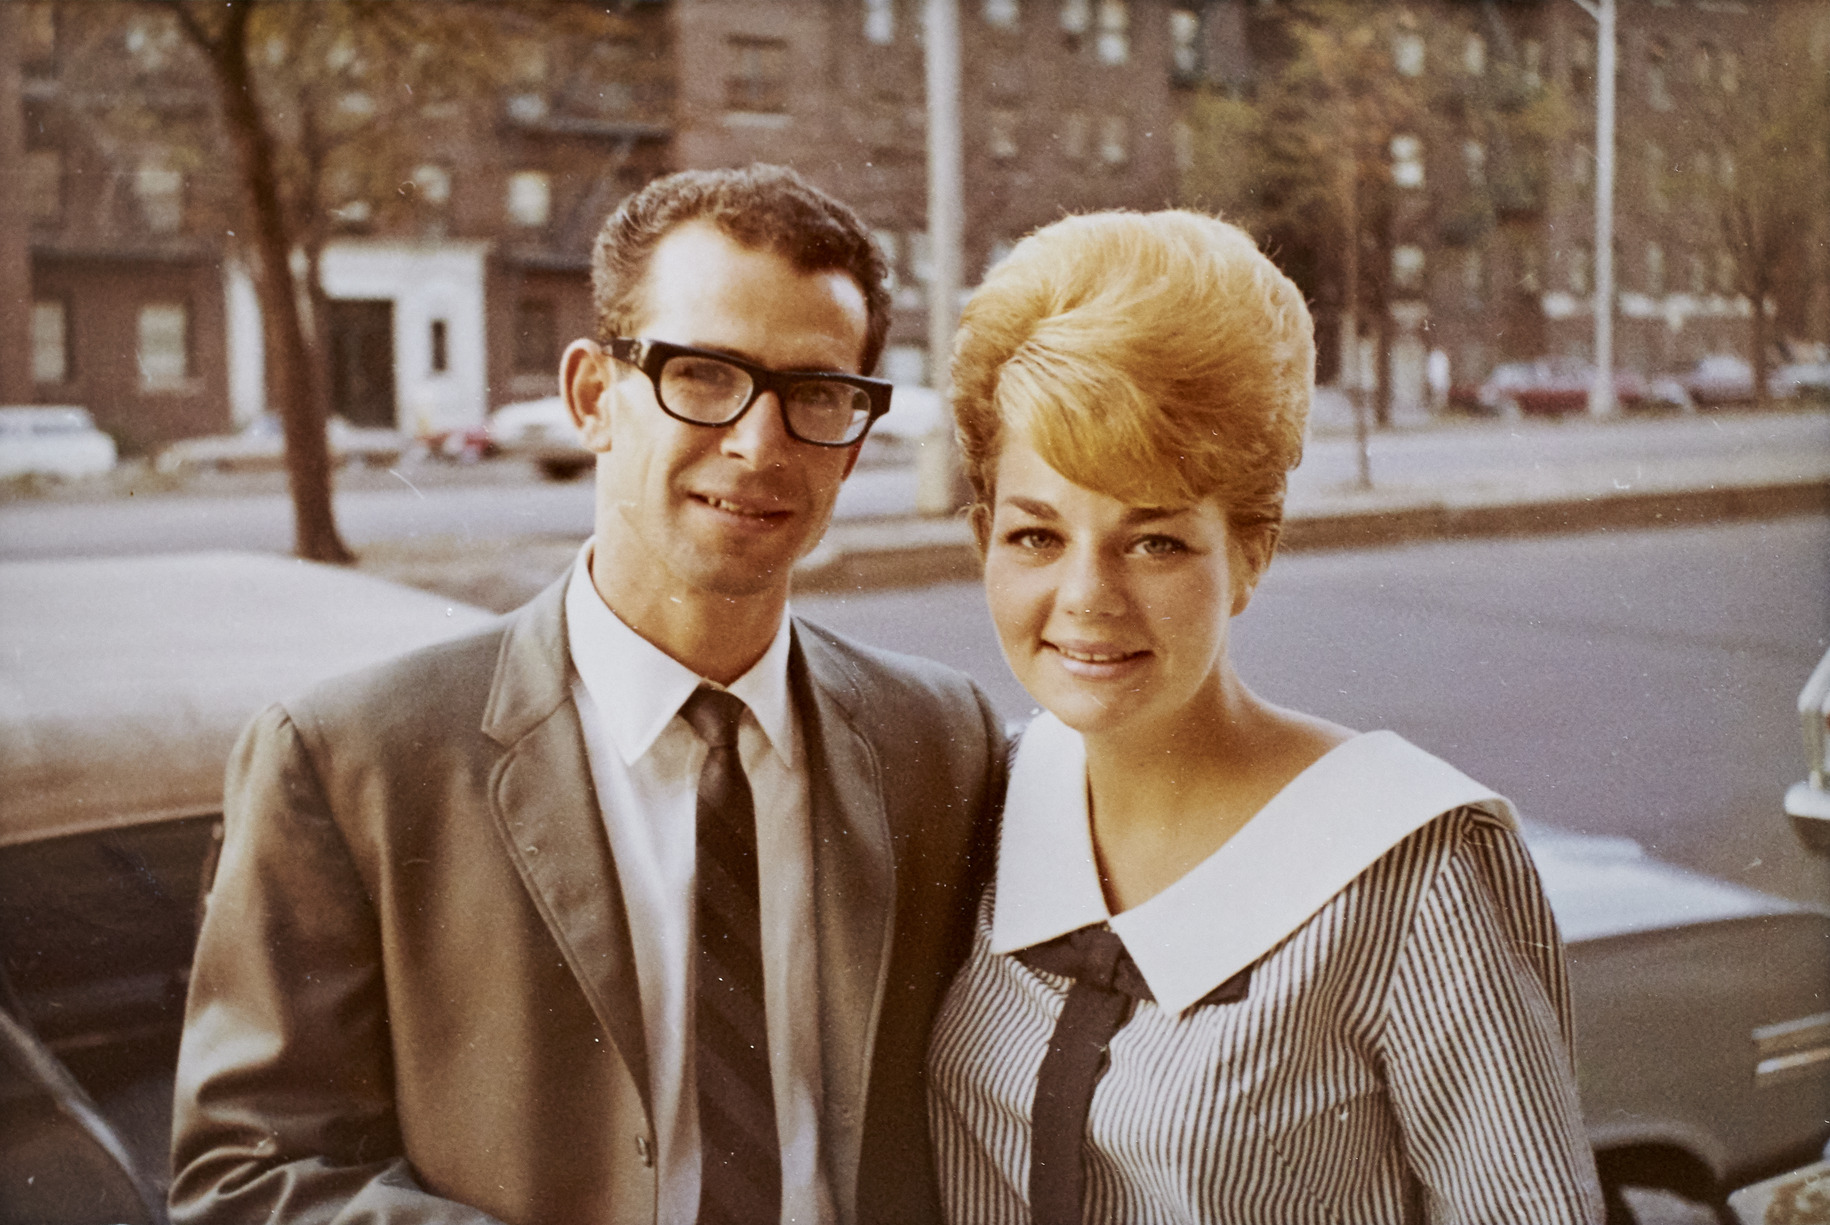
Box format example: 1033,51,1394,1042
169,165,1006,1225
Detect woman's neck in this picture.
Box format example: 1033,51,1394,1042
1081,671,1352,913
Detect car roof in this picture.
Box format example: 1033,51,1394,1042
0,552,497,848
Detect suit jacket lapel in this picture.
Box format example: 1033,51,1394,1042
482,575,652,1120
791,621,895,1217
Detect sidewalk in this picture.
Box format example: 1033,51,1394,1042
792,407,1830,593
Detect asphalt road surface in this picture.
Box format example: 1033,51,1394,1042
799,513,1830,911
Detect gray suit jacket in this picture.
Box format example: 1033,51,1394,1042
170,575,1006,1225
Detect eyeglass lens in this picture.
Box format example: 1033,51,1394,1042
658,353,871,445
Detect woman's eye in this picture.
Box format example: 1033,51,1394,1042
1004,527,1059,550
1134,535,1187,556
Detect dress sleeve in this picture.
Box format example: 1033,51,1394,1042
168,705,506,1225
1375,809,1605,1225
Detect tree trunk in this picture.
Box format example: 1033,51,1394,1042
1338,163,1371,488
200,3,352,563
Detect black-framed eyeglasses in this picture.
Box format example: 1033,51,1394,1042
607,337,893,447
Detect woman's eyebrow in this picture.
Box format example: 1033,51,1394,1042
1003,496,1058,519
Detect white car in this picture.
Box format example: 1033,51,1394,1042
0,406,117,480
485,395,592,480
154,414,407,475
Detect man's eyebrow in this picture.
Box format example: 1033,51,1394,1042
678,341,851,376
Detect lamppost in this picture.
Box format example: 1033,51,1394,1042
1568,0,1618,416
917,0,966,514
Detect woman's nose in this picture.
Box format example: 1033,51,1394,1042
1057,545,1127,618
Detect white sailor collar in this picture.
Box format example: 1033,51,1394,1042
989,713,1517,1014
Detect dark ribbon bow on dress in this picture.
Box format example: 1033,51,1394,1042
1015,926,1252,1225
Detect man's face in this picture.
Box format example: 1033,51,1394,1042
577,222,869,611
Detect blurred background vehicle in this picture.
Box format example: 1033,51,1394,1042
153,414,406,475
0,553,495,1225
0,407,118,481
484,395,591,480
1477,360,1693,417
1773,362,1830,406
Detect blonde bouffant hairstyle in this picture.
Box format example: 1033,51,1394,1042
951,209,1314,578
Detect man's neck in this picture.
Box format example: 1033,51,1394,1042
588,547,786,686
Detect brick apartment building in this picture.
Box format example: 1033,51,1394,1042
2,0,1824,453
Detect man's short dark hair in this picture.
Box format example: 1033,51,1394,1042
591,164,893,376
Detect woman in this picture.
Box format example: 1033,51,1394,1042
926,211,1603,1225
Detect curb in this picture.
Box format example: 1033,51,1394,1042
793,476,1829,594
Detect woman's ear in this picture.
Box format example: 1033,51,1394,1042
562,339,615,453
1229,530,1273,618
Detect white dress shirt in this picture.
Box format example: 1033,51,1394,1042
929,713,1604,1224
565,546,833,1225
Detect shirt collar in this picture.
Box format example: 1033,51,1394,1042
564,541,796,765
991,713,1516,1013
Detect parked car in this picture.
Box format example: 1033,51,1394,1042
3,557,1827,1224
1477,360,1692,417
1774,362,1830,406
153,414,407,475
0,553,494,1224
857,383,941,467
485,395,592,480
0,406,118,481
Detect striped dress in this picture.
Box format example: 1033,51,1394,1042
927,717,1604,1225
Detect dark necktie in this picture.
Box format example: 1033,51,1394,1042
1017,926,1252,1225
681,687,780,1225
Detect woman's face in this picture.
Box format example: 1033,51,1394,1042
984,434,1254,745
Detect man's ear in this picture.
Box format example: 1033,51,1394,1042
562,339,616,453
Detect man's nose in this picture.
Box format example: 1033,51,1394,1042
720,389,796,464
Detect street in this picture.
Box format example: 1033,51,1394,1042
1,409,1824,560
800,513,1830,911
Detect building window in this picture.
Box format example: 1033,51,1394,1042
1645,143,1668,212
1568,244,1592,295
1391,134,1424,189
1571,34,1595,96
1521,39,1544,90
1463,32,1486,76
506,171,552,228
1571,143,1592,188
430,320,449,374
26,149,62,223
22,5,57,66
1461,249,1486,302
988,109,1019,160
137,303,189,389
984,0,1020,28
1170,9,1201,78
725,37,788,113
1687,250,1708,295
1517,242,1541,293
1095,0,1129,64
1692,42,1716,88
1393,31,1426,77
1646,37,1672,110
1060,0,1091,35
1098,114,1128,164
1462,140,1486,189
513,300,557,375
1714,249,1737,294
135,163,184,234
32,301,68,385
125,13,180,71
1716,149,1736,189
1718,49,1739,94
864,0,894,45
1392,245,1426,292
1644,243,1665,295
412,163,452,207
1062,111,1090,162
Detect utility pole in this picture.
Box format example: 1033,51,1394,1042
1570,0,1617,416
916,0,967,515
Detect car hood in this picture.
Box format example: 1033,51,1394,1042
0,552,495,848
1521,823,1816,943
